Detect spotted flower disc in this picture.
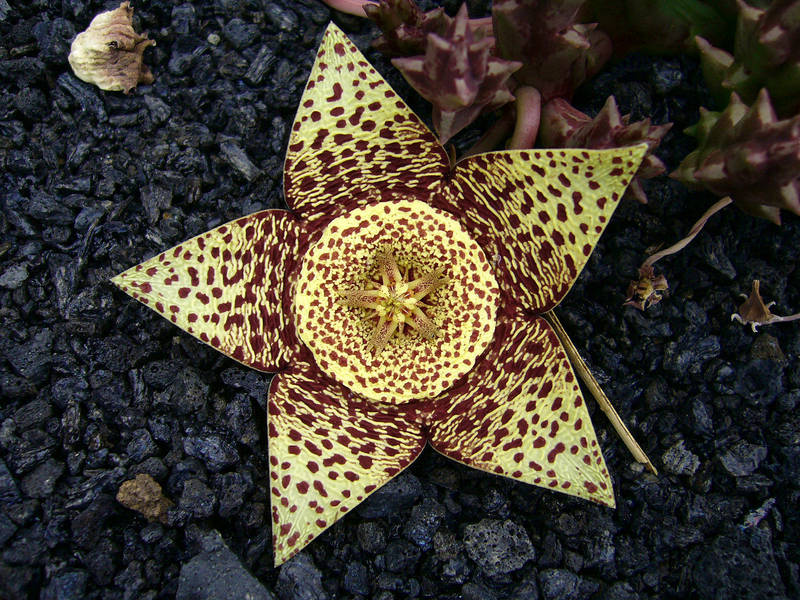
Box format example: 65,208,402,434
295,199,500,404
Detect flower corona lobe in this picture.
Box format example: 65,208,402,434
295,199,499,404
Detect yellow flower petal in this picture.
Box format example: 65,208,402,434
112,210,307,371
284,23,450,226
429,315,614,507
268,360,426,565
437,145,648,313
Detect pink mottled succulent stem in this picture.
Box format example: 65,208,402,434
641,196,732,269
508,86,542,150
320,0,375,18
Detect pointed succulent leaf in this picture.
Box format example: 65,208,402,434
434,144,648,314
672,89,800,223
284,24,450,227
493,0,612,102
364,0,453,57
392,4,521,143
112,210,308,371
696,0,800,115
268,359,425,565
539,97,672,203
429,315,614,506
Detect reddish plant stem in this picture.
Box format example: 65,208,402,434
642,196,733,269
507,86,542,150
320,0,375,17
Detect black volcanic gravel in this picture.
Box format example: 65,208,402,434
1,1,799,599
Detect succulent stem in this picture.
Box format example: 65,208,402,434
320,0,375,18
545,311,657,475
463,106,516,156
508,86,542,150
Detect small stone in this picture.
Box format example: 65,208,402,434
177,534,274,600
539,569,599,600
343,562,369,596
222,18,259,50
219,141,260,182
141,185,172,225
719,441,768,477
356,521,386,554
463,519,535,577
0,263,29,289
20,459,63,499
276,553,328,600
358,472,422,518
180,479,216,519
126,428,157,463
183,435,238,473
384,540,421,573
13,398,52,430
116,473,173,523
662,440,700,476
41,570,88,600
403,498,446,550
245,46,276,86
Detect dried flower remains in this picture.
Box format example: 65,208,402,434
112,24,646,565
68,1,155,94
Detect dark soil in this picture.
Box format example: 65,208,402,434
1,1,798,599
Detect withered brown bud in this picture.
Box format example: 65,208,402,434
68,2,155,94
624,265,668,311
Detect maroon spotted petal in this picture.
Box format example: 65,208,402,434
268,358,426,565
428,314,614,506
112,210,309,372
284,23,449,228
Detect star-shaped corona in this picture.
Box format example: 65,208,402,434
112,23,648,566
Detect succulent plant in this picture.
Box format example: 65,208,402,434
112,24,647,564
539,96,672,203
672,89,800,224
68,2,155,93
492,0,612,102
364,0,453,57
581,0,735,56
392,4,521,143
696,0,800,115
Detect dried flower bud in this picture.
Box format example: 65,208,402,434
624,265,668,311
68,2,155,94
731,280,800,332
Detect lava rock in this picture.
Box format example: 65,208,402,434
356,521,387,554
463,519,535,577
358,472,422,518
403,497,446,551
275,553,328,600
662,440,700,476
342,561,370,596
538,569,599,600
691,527,786,600
719,441,768,477
183,435,239,473
20,458,63,498
41,569,89,600
177,532,275,600
180,479,216,519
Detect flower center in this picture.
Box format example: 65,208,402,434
294,199,499,404
338,250,449,353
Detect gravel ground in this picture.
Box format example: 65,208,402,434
1,1,799,599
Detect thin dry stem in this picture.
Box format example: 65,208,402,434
545,311,658,475
642,196,732,269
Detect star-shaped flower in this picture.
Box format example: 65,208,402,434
112,24,647,566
